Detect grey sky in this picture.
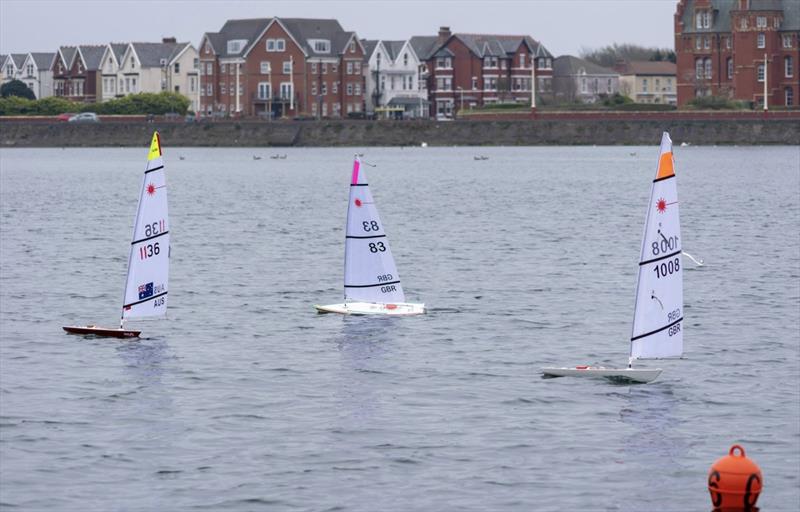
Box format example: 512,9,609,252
0,0,677,57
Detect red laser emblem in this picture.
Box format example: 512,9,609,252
656,198,667,213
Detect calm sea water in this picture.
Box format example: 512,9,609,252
1,145,798,511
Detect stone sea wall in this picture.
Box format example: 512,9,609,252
1,115,798,147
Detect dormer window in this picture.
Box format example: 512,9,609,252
349,40,356,53
77,61,83,73
403,53,408,66
740,17,748,30
696,11,711,29
309,39,330,53
756,16,767,28
227,39,247,54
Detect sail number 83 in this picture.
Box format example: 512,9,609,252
653,257,679,279
362,221,380,232
369,242,386,253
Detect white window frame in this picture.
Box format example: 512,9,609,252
786,56,794,78
276,39,286,51
283,61,291,74
756,16,767,28
280,82,292,100
260,61,270,74
266,39,276,52
757,33,765,49
346,83,353,95
783,35,792,49
757,63,765,82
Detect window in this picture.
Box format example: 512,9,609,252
227,39,246,54
332,82,338,94
322,102,328,116
757,63,765,82
786,87,794,106
312,102,317,116
206,63,212,75
276,39,285,51
437,57,452,69
260,61,270,74
757,33,765,48
607,78,612,93
221,84,226,95
193,58,199,70
311,62,317,73
642,78,648,92
704,58,712,79
349,40,356,53
267,39,275,51
190,76,196,92
704,36,710,49
354,62,361,74
283,61,291,74
696,58,704,79
310,39,331,53
726,36,731,50
311,82,317,95
346,62,353,74
207,83,213,95
403,53,408,66
436,77,452,91
174,85,180,93
695,37,702,50
346,83,353,95
221,63,226,73
174,62,180,73
581,77,588,93
205,43,211,54
391,76,395,90
354,83,361,95
696,12,703,29
472,77,478,89
482,56,497,68
485,77,496,91
26,64,33,76
322,63,327,74
280,82,292,100
727,57,733,79
740,17,748,30
784,35,793,48
756,16,766,28
786,56,794,78
321,83,327,95
333,103,340,117
332,63,338,73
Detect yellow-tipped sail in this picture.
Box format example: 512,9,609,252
148,131,162,161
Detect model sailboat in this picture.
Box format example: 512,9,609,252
542,132,683,383
63,132,169,338
315,156,424,315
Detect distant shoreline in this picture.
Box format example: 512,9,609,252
1,114,798,147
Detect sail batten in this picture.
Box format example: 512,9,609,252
630,132,683,360
343,157,405,304
121,132,169,321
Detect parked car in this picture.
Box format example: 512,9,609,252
57,112,77,122
68,112,99,123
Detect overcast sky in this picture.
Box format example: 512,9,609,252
0,0,677,57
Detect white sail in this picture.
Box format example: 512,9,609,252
121,132,169,320
343,157,405,304
630,132,683,359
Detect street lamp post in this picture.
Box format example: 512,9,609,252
456,86,463,116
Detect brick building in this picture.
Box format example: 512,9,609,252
675,0,799,107
199,17,365,118
51,45,105,102
410,27,552,119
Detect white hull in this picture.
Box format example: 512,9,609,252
541,366,662,384
314,302,425,316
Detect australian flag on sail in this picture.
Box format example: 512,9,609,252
138,282,154,300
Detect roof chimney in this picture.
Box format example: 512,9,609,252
162,37,177,44
438,26,451,44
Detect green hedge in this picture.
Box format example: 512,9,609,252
0,92,191,116
686,95,749,110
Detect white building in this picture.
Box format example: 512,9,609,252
2,54,27,84
104,39,200,111
2,53,54,98
362,39,428,118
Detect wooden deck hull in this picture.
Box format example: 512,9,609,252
62,325,141,338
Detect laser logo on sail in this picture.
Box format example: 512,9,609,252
147,183,156,195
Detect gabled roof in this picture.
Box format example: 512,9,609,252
450,34,552,59
617,60,676,76
30,52,55,69
205,17,361,60
58,46,77,68
128,42,191,67
78,45,105,70
110,43,127,64
553,55,618,77
361,39,379,59
9,53,27,68
382,41,405,61
408,36,439,60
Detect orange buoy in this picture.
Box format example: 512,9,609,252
708,444,762,510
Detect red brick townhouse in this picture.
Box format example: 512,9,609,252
675,0,799,107
409,27,553,118
51,45,105,102
199,17,366,118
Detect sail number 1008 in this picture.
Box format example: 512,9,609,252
653,257,680,279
